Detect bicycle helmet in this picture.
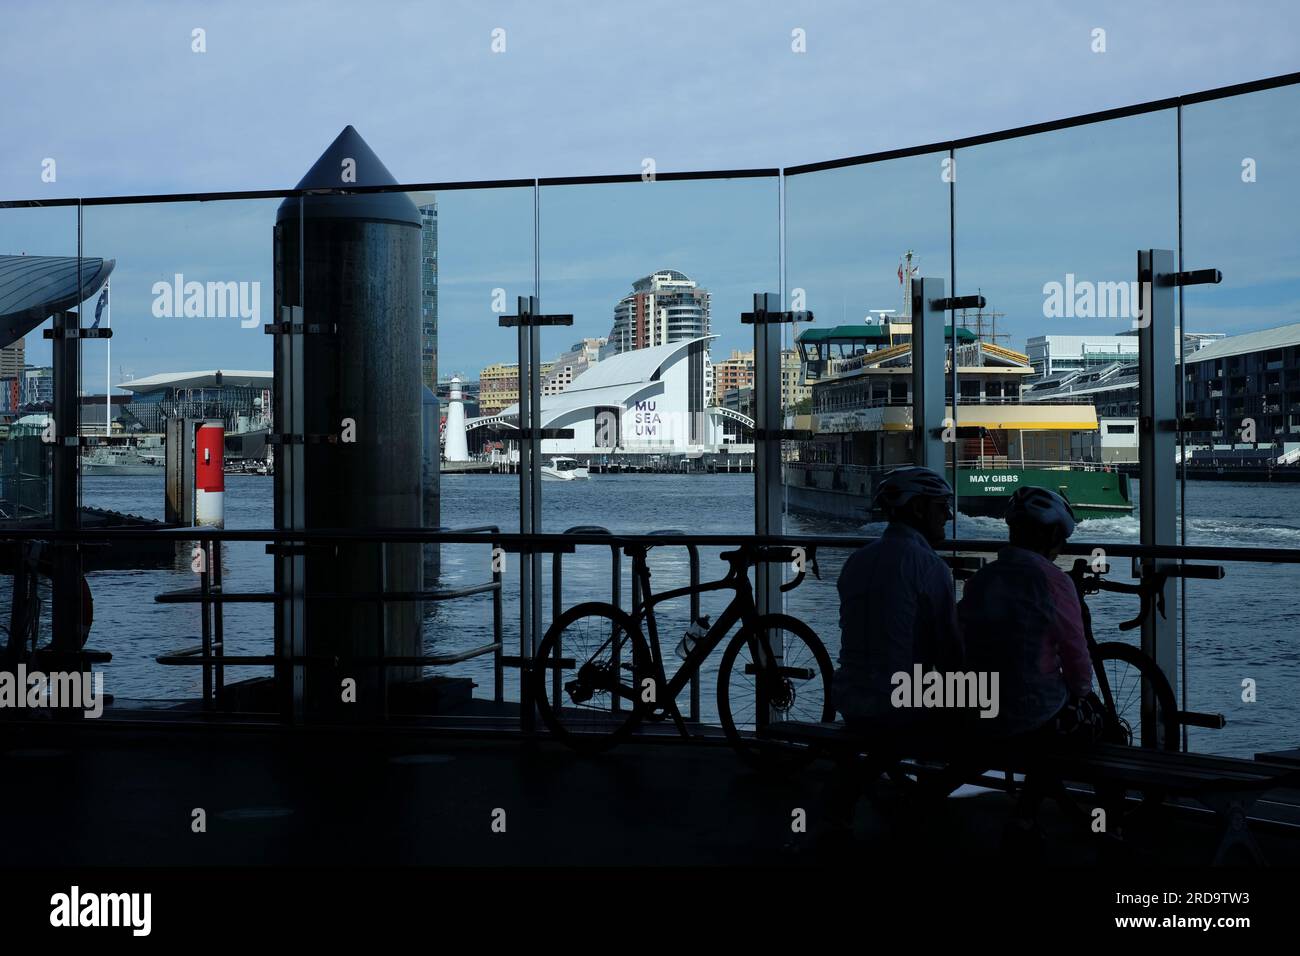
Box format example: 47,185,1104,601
873,466,954,509
1003,485,1077,538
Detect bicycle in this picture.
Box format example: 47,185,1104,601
1067,557,1225,752
531,541,834,765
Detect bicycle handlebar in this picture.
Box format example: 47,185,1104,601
716,544,822,592
1068,558,1226,631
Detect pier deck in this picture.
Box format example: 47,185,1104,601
3,713,1299,867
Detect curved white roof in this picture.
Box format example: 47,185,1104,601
117,370,273,392
493,336,715,423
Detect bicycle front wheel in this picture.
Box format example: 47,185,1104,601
717,613,834,770
533,602,651,755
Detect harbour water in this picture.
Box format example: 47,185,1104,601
63,474,1300,757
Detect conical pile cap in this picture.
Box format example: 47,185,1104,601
277,126,419,225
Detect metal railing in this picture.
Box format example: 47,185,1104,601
150,524,506,712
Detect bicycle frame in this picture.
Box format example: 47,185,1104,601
626,548,761,713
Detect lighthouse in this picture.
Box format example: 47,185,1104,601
443,376,469,462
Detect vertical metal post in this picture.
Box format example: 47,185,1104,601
1138,249,1179,704
516,295,534,734
910,277,947,472
753,292,782,618
529,294,544,658
610,544,622,715
51,305,82,676
378,545,388,721
213,538,224,703
200,542,212,708
277,302,307,723
551,551,562,709
688,545,700,722
492,550,504,704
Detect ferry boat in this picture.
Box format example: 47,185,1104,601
783,299,1133,523
541,456,589,481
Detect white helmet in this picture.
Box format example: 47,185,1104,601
1004,486,1077,538
873,466,954,510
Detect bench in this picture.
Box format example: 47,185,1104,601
766,720,1300,864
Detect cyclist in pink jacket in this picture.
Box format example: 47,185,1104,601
959,485,1099,742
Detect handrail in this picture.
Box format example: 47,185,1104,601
150,524,506,712
3,525,1294,563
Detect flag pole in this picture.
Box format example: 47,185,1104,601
105,282,111,437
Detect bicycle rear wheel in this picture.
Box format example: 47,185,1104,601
717,614,834,772
1090,641,1181,824
533,602,651,755
1093,641,1180,751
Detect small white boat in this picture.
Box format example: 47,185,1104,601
541,456,589,481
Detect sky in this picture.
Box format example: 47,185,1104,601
1,0,1297,391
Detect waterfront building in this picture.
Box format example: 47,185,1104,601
115,370,273,435
1025,334,1140,379
713,348,754,406
1025,330,1224,380
1183,322,1300,450
478,362,516,414
604,270,710,357
469,335,739,456
479,360,556,414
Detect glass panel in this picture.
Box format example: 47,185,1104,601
79,196,284,705
0,203,75,525
782,152,952,659
298,183,533,716
408,185,533,705
1181,84,1300,756
536,175,779,724
953,112,1176,542
0,203,78,675
953,112,1180,753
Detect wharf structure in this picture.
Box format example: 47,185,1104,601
1,73,1299,870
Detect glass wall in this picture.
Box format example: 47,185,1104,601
1180,84,1300,755
2,78,1296,738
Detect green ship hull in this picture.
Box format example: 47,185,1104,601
954,467,1132,521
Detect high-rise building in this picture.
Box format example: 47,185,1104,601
542,337,606,396
781,347,811,409
0,337,25,379
605,270,710,357
712,348,754,406
23,365,53,407
418,200,438,392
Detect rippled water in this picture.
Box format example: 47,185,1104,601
47,475,1300,757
